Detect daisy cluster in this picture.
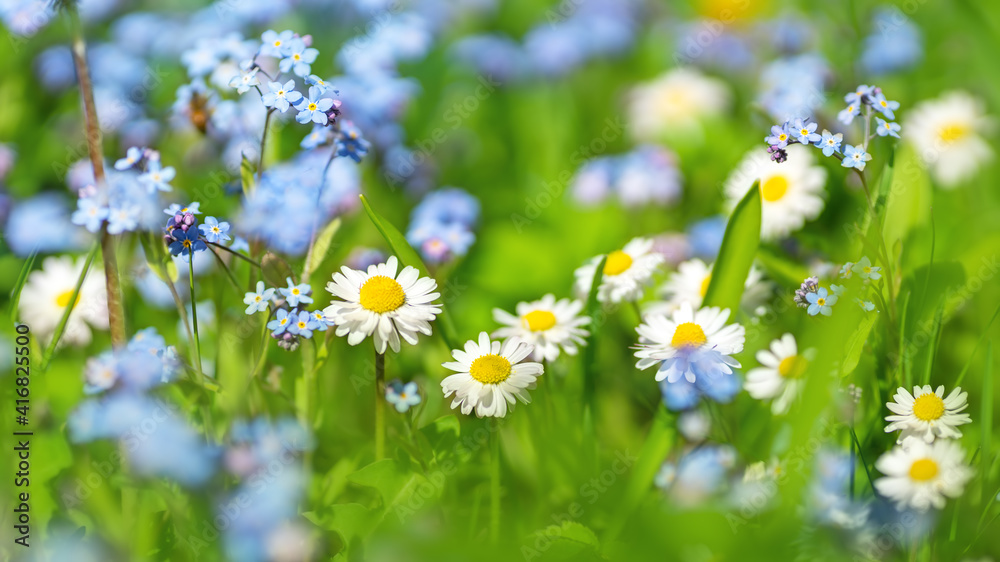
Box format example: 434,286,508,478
765,85,902,171
405,187,480,266
160,201,232,257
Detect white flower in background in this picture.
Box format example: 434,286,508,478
627,67,731,141
323,256,441,354
724,144,826,241
19,255,108,346
492,294,589,362
645,258,769,316
905,91,994,188
874,437,973,512
677,410,711,442
634,303,745,383
884,385,972,444
441,333,543,418
745,333,813,414
574,237,664,304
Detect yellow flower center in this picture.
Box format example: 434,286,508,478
912,393,945,421
778,355,807,379
280,318,288,325
308,102,318,111
55,289,80,309
400,392,407,399
939,124,969,143
699,274,712,297
522,310,557,332
274,40,282,47
182,240,192,248
469,354,512,384
277,90,285,95
297,321,306,329
879,100,888,108
816,297,826,306
291,288,300,295
254,295,262,302
909,458,939,482
762,175,789,202
359,275,406,314
603,250,633,276
778,133,787,141
671,322,707,348
293,54,301,61
800,128,809,136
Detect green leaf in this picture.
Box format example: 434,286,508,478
305,218,341,279
882,144,930,248
240,153,256,197
359,194,458,349
319,503,381,541
348,458,430,511
532,521,602,560
40,243,99,371
841,312,879,377
755,247,810,287
7,248,37,321
702,180,762,312
139,230,178,283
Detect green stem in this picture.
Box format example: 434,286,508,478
375,350,386,461
165,274,195,365
188,252,203,376
67,5,126,348
206,245,243,292
208,242,262,268
40,242,98,371
490,417,501,544
258,108,275,183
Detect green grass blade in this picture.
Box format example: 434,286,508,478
39,242,99,372
8,248,38,321
582,255,607,407
359,194,458,350
921,301,945,385
241,153,256,198
956,303,1000,387
982,342,994,506
702,179,761,312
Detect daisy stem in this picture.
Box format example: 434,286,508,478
630,301,643,324
375,350,386,461
188,252,203,378
67,4,126,349
40,242,98,372
258,108,276,183
490,417,501,543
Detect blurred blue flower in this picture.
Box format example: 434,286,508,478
841,144,872,171
260,29,294,58
138,160,176,193
5,193,87,256
310,310,332,331
72,197,109,233
335,121,371,162
876,117,901,138
261,80,302,113
861,8,923,75
870,92,900,120
686,216,727,260
386,380,422,413
115,146,145,170
106,205,141,235
660,370,742,411
411,187,480,228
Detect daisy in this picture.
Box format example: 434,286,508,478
723,144,827,241
885,385,972,443
634,303,745,384
441,332,543,418
573,237,664,304
645,258,768,316
745,333,813,414
323,256,441,354
905,91,994,188
19,255,108,346
627,67,731,142
874,437,973,512
491,294,589,362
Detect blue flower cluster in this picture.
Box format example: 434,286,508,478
660,370,742,411
405,187,479,265
386,380,422,413
245,278,332,351
757,53,830,121
68,329,220,487
70,149,176,236
570,145,683,208
161,201,231,257
764,85,901,172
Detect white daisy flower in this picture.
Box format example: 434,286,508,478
627,67,731,142
19,255,108,346
645,258,769,316
723,144,827,241
441,332,544,418
744,333,813,415
884,385,972,444
634,302,745,383
323,256,441,354
874,437,973,512
574,237,664,304
491,294,589,362
905,91,994,188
